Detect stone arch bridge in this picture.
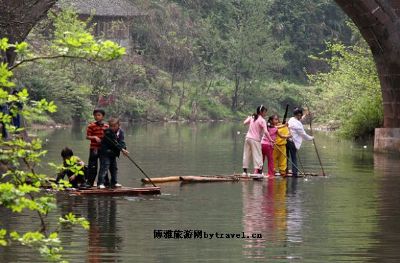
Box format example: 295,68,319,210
335,0,400,152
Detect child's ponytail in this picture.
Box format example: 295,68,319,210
253,105,266,121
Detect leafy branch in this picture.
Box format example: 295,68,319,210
0,8,124,262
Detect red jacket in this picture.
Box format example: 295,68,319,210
86,121,109,149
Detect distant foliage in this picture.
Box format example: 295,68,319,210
268,0,352,81
14,1,379,129
128,0,353,118
308,42,383,138
14,9,125,124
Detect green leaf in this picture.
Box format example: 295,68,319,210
0,229,7,246
0,63,15,87
15,42,29,54
0,38,9,51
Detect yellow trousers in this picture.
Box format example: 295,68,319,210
273,144,287,174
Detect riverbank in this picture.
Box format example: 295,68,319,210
28,123,69,130
27,118,338,132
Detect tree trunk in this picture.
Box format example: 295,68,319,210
175,79,185,120
0,0,57,66
205,79,213,94
231,72,240,111
167,72,175,112
190,100,198,121
334,0,400,128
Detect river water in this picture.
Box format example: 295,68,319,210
1,122,400,262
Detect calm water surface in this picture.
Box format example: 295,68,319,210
1,122,400,262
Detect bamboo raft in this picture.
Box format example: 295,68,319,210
45,186,161,196
142,172,322,184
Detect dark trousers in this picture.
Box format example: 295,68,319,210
56,167,87,188
98,155,118,186
286,140,298,176
88,149,109,186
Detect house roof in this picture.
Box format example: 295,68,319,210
60,0,140,17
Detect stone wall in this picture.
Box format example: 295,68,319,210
374,128,400,153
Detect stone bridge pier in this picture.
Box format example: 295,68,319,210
335,0,400,152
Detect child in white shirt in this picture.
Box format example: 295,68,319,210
287,108,314,177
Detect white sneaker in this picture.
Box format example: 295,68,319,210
242,172,249,177
275,172,281,176
98,184,106,189
250,174,264,179
114,183,122,188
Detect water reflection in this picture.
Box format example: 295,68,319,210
368,153,400,262
71,125,84,140
2,123,400,262
242,178,306,261
242,179,290,259
56,195,122,263
242,182,266,259
286,179,303,245
87,198,122,263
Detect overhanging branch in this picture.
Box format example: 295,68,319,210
8,55,106,70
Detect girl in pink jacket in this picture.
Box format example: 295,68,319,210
242,105,273,175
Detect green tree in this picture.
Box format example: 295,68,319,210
269,0,352,81
308,41,383,138
133,1,195,117
7,0,360,124
195,0,286,111
13,9,125,125
0,9,125,262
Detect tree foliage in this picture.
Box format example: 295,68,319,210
0,39,83,261
268,0,352,81
0,9,124,262
308,41,383,138
9,1,382,137
14,9,125,124
14,0,357,123
129,0,353,117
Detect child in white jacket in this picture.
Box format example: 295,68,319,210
287,108,314,177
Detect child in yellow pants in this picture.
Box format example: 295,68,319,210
273,125,291,176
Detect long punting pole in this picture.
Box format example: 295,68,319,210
104,136,158,187
273,142,306,176
307,107,326,176
124,154,158,187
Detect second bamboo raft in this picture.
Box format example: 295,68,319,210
142,172,322,184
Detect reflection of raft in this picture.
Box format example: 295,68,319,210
49,187,161,196
142,172,322,184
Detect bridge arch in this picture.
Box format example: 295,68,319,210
335,0,400,152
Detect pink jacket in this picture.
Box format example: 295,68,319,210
244,116,271,142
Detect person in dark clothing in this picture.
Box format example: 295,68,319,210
10,90,23,129
86,109,110,187
97,118,128,189
56,147,89,188
0,104,9,139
